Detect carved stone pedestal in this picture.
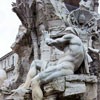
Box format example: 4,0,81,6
1,75,97,100
43,75,97,100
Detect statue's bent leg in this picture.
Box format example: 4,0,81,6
23,60,43,89
23,65,37,88
6,60,44,100
39,61,74,82
31,79,43,100
31,61,74,100
44,69,73,82
32,61,74,83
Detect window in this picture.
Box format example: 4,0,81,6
12,56,14,66
5,60,6,68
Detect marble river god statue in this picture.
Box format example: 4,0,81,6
6,0,99,100
30,29,89,100
7,27,90,100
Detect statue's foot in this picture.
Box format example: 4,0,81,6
6,92,24,100
0,87,7,91
6,87,30,100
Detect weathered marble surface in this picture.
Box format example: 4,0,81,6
43,75,97,100
1,75,97,100
1,0,100,100
65,75,97,82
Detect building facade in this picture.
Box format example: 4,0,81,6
0,51,19,86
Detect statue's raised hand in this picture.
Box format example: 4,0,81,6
45,38,54,46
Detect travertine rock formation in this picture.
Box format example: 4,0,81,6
1,0,100,100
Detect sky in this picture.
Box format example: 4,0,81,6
0,0,100,57
0,0,21,57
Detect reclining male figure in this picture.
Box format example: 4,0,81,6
9,29,88,100
22,29,87,100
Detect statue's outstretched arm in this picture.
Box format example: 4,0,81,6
46,34,72,46
88,47,100,53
